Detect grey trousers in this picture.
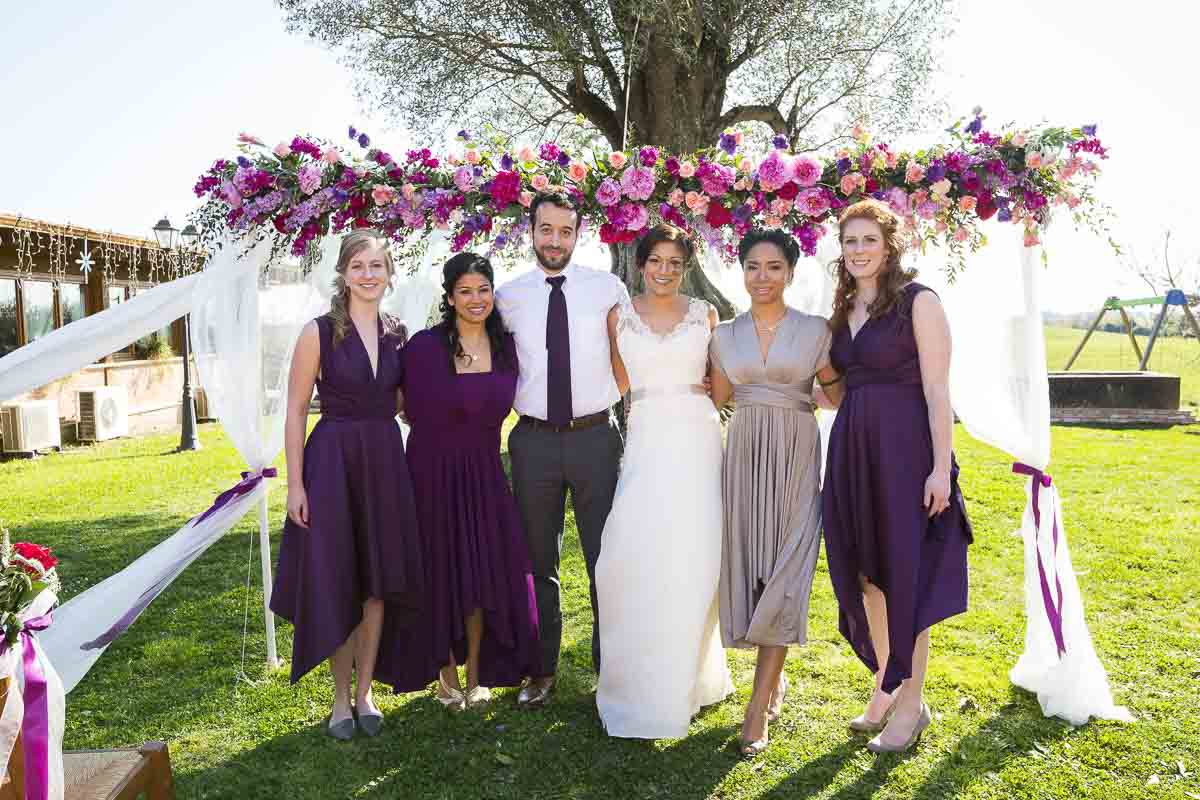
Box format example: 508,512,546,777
508,415,623,677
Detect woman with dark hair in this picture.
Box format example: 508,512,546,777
709,228,844,756
272,229,423,740
822,199,972,753
594,224,732,739
389,252,539,710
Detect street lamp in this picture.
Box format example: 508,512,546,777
153,215,201,452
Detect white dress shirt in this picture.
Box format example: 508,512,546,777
496,261,629,420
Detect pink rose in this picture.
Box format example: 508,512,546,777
667,188,685,206
372,184,398,205
958,196,977,213
519,191,534,208
465,149,481,165
567,162,588,182
1025,151,1043,169
608,151,628,169
447,153,463,166
885,151,900,169
734,131,744,145
684,191,708,212
677,161,696,178
518,146,537,163
733,178,751,191
953,226,969,242
237,132,264,146
911,189,929,206
532,174,550,191
770,198,793,216
792,156,822,187
905,161,926,184
796,187,831,218
321,148,342,165
402,183,416,200
624,203,649,231
274,143,293,158
839,173,862,196
738,157,755,173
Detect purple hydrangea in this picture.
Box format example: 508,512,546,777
965,116,983,135
557,151,571,167
718,132,738,155
925,161,946,183
348,126,358,140
836,157,852,176
500,154,514,171
772,134,789,150
236,156,251,168
457,129,472,141
1081,124,1097,137
595,177,621,206
357,133,370,148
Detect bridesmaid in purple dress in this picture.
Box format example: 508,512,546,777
821,200,972,753
272,230,424,740
392,252,539,710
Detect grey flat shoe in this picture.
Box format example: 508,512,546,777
326,716,356,741
358,712,383,737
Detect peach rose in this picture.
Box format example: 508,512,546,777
465,149,481,165
667,188,685,206
840,173,862,196
1025,151,1043,169
953,226,969,242
274,143,292,158
930,178,952,197
958,196,977,213
519,191,535,208
567,162,588,182
321,148,342,165
371,185,397,205
1012,132,1027,147
684,191,708,212
738,157,754,173
905,161,925,184
677,161,696,178
518,146,537,163
608,151,628,169
531,174,550,191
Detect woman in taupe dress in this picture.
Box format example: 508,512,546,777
709,229,844,757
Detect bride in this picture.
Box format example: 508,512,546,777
594,223,733,739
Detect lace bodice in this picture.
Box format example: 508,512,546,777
615,296,712,392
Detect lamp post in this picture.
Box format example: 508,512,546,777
153,215,201,452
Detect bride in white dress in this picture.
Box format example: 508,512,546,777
595,225,733,739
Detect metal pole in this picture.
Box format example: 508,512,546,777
1063,307,1107,370
178,313,201,451
258,492,279,668
1138,299,1172,371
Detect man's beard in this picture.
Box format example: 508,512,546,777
534,242,573,272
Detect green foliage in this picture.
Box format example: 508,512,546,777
0,419,1197,798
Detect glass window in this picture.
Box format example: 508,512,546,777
108,286,126,308
0,279,17,357
22,281,54,343
61,283,85,326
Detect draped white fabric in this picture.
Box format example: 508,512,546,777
0,272,201,404
924,227,1131,725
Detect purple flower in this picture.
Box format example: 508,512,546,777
639,146,659,167
796,187,831,218
718,133,738,155
500,154,513,171
836,157,852,176
557,151,571,167
622,202,649,231
453,166,474,193
457,129,472,141
664,157,681,177
944,152,969,173
357,133,370,148
1081,124,1097,137
236,156,251,168
772,134,789,150
620,166,656,201
732,204,754,223
997,206,1012,223
539,142,562,163
348,126,358,140
698,161,735,196
965,116,983,135
885,187,910,216
595,177,621,207
925,162,946,183
298,164,323,195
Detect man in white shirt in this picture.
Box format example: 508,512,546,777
496,192,629,707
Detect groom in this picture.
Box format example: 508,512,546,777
496,191,628,707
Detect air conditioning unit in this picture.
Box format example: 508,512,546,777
78,385,129,442
0,400,62,454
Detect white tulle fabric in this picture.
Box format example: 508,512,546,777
925,228,1131,725
0,272,201,403
594,297,733,739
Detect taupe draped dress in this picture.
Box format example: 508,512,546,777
710,309,831,649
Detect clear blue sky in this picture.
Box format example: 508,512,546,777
1,1,1195,310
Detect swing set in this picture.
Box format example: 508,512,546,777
1063,289,1200,371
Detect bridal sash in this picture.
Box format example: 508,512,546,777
630,384,707,403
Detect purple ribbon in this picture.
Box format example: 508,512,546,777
192,467,278,526
0,612,53,800
1012,462,1067,657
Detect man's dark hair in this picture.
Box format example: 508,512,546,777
529,191,581,230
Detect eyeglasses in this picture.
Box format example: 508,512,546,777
644,256,686,273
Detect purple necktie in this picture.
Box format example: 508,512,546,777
546,275,573,426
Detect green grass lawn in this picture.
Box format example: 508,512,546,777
1,419,1197,799
1044,325,1200,409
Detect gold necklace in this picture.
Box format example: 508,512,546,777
751,309,787,334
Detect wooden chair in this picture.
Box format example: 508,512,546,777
2,741,175,800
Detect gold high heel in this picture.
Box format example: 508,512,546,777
436,673,466,712
867,703,932,753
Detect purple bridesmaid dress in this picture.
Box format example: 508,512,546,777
379,326,539,692
822,283,973,692
270,314,424,686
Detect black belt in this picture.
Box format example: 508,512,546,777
519,411,610,433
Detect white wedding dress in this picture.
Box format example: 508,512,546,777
595,296,733,739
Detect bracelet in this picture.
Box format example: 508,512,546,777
818,374,844,387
